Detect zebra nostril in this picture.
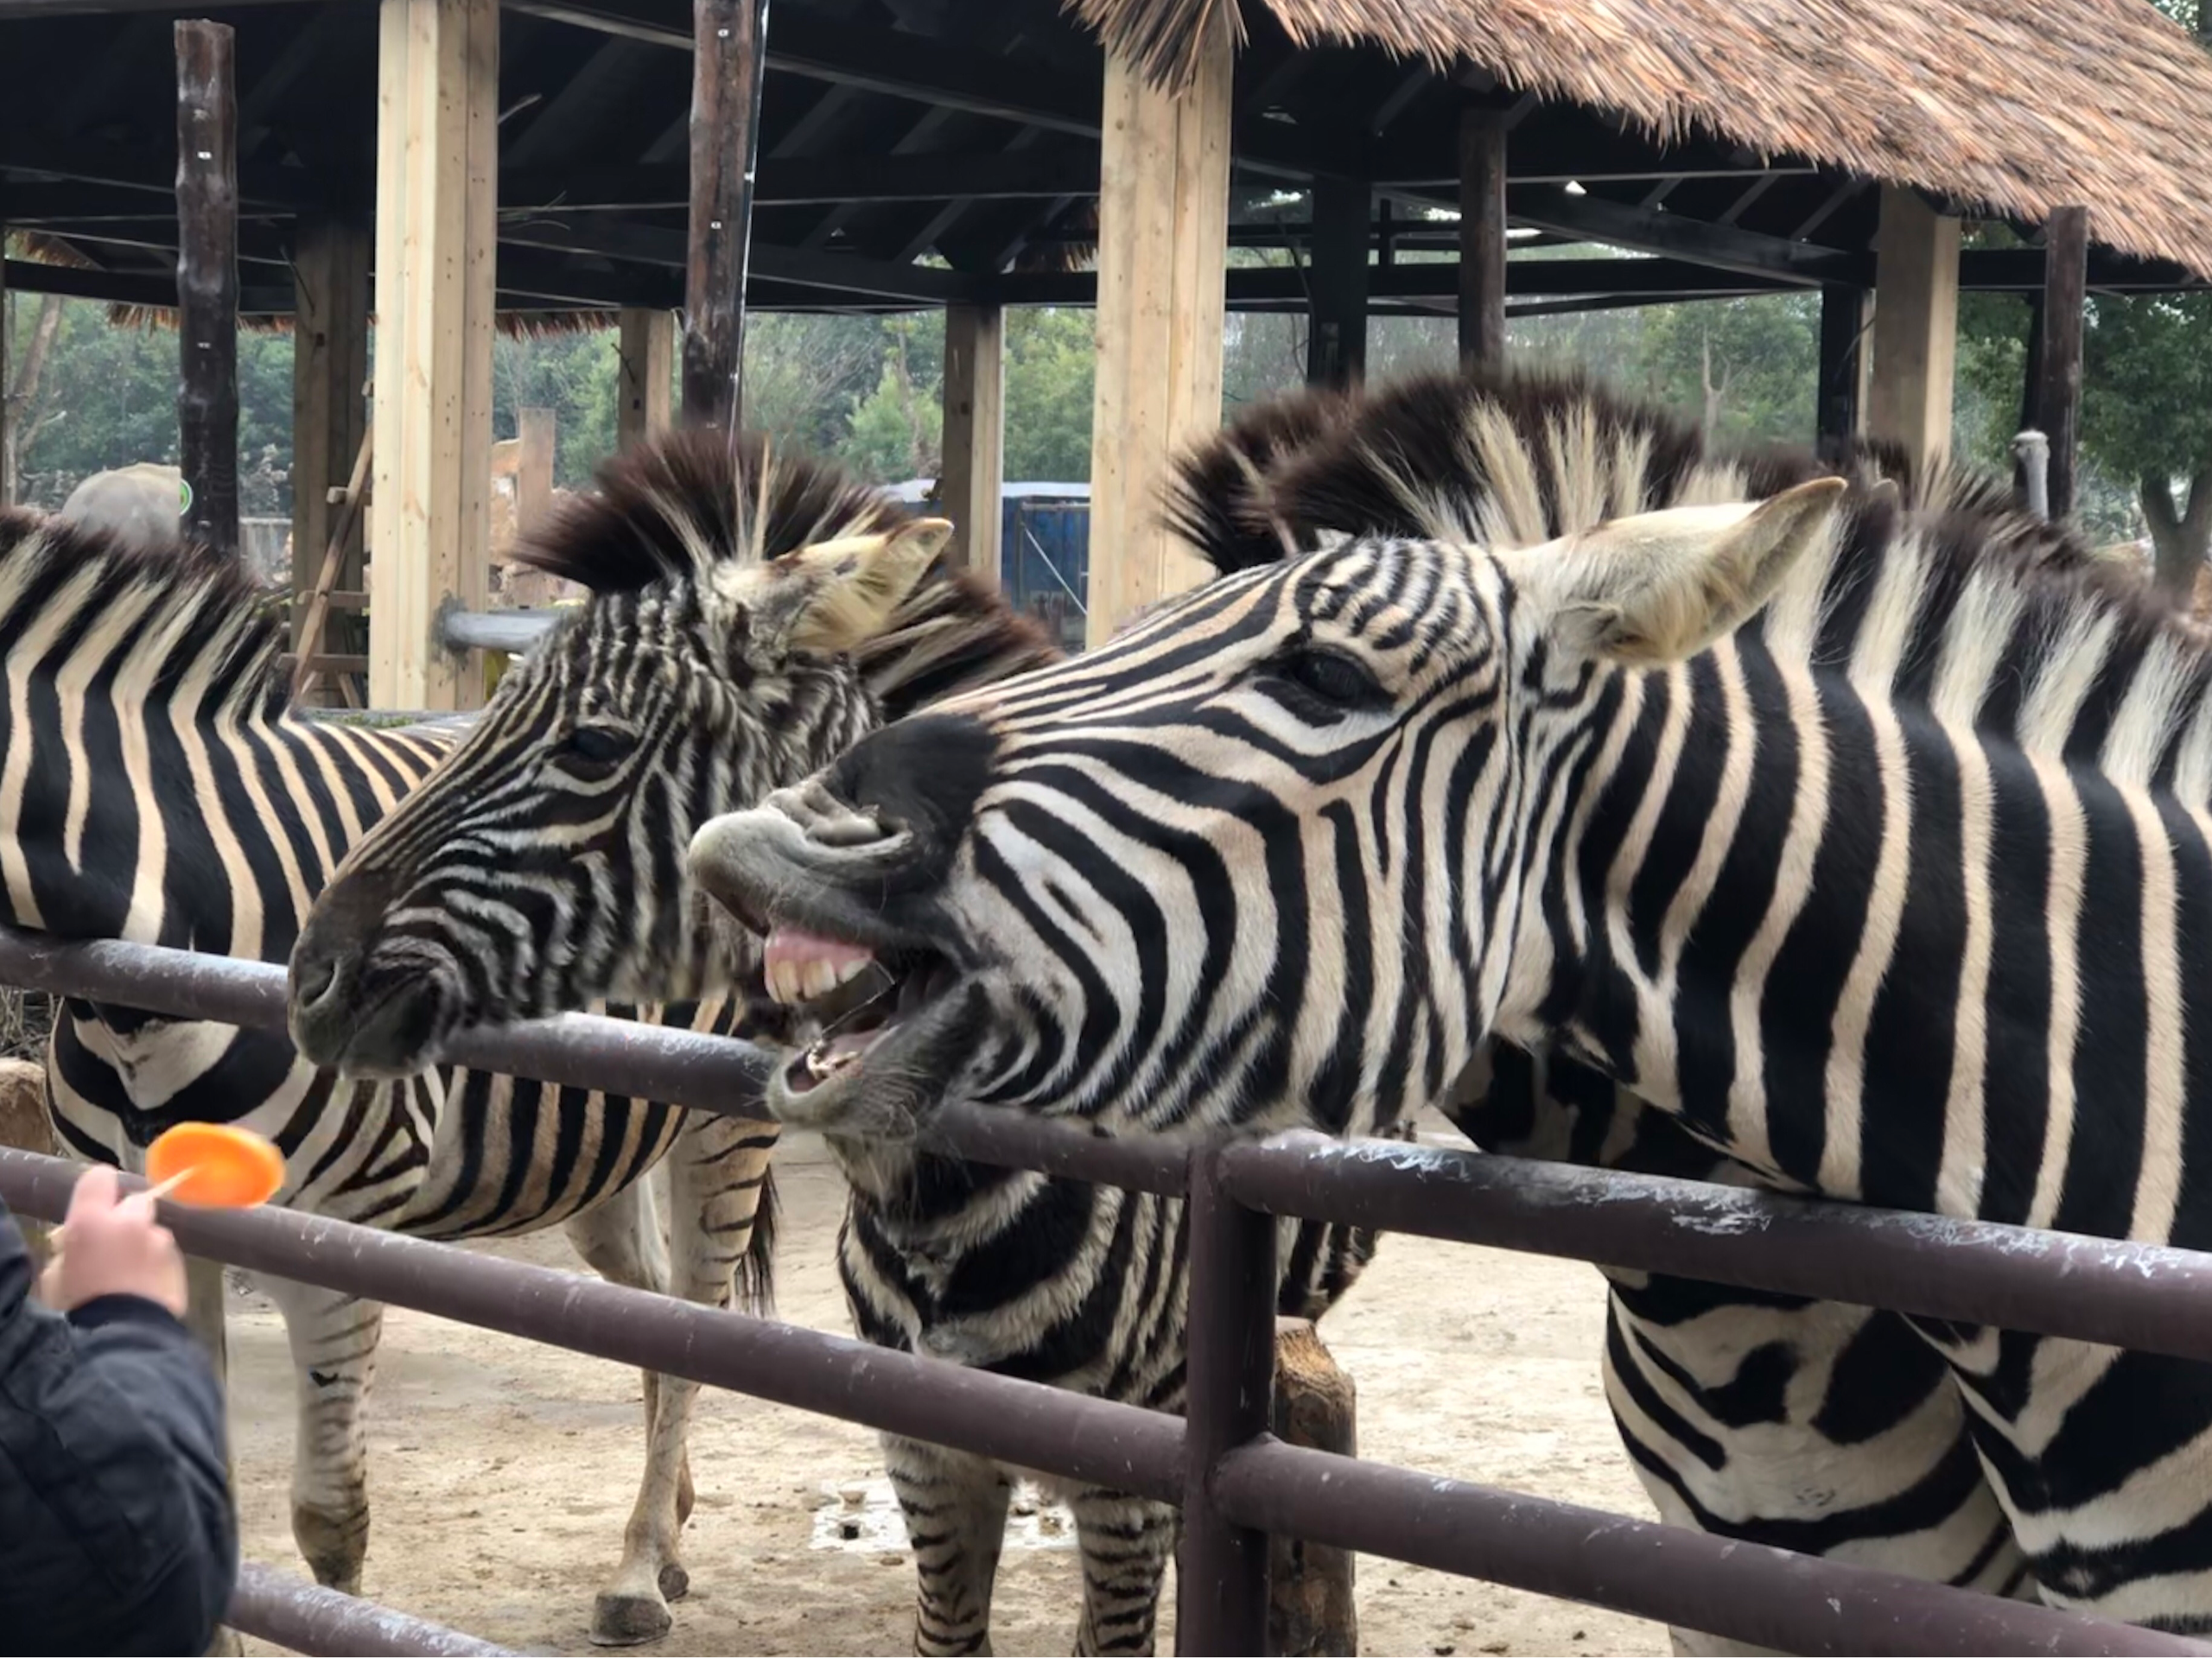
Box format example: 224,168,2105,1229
291,952,340,1012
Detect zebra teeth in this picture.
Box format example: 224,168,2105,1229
764,925,878,1007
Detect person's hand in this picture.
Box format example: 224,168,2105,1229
37,1166,189,1318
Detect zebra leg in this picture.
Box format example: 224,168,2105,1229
256,1273,385,1596
575,1113,781,1647
1068,1488,1177,1657
888,1434,1014,1656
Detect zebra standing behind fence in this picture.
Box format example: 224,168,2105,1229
691,364,2212,1635
0,449,943,1644
293,371,2040,1655
283,429,1405,1658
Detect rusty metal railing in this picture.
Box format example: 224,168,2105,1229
0,924,2207,1656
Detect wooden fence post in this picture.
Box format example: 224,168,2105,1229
1270,1318,1357,1655
1083,5,1231,645
175,19,240,556
1458,109,1508,370
941,304,1004,581
683,0,770,429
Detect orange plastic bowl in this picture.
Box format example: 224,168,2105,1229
144,1121,286,1208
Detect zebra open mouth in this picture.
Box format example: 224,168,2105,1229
762,925,962,1096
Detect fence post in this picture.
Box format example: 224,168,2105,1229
1179,1145,1275,1656
1268,1318,1357,1655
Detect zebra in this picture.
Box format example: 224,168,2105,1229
282,429,1406,1658
0,448,928,1645
305,370,2047,1652
688,365,2212,1633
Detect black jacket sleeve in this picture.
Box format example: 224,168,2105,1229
0,1198,238,1656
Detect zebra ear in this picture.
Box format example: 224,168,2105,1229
1510,478,1847,665
740,517,953,656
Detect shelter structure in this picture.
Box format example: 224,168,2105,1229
4,0,2212,692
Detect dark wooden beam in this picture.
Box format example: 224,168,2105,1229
997,256,1791,307
1306,175,1368,386
1458,108,1507,367
683,0,769,427
504,216,976,301
2031,206,2088,519
175,19,239,556
506,150,1096,210
1815,283,1868,444
0,130,315,208
1506,183,1859,283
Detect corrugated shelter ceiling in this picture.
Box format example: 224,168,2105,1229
1072,0,2212,278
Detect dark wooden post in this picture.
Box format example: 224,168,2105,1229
175,18,239,554
683,0,770,429
2030,206,2088,520
1457,108,1508,369
1816,284,1868,446
1268,1318,1358,1655
1306,177,1370,388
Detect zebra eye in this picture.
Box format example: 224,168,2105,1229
553,723,632,780
1261,645,1384,717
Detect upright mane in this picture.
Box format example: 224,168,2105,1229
1166,363,2212,785
518,426,1058,713
0,504,295,723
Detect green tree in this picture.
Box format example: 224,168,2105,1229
1002,308,1095,482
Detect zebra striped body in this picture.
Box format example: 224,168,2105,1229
282,429,1402,1656
697,371,2212,1637
0,500,784,1646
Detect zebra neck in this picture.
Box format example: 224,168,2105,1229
1529,638,2211,1246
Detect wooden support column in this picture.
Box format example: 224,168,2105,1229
370,0,498,711
1865,186,1961,474
683,0,770,429
941,303,1004,581
175,20,239,555
516,407,555,537
2029,206,2088,520
1306,175,1369,387
615,306,674,450
1268,1318,1357,1655
1457,109,1508,370
1815,284,1869,445
290,213,371,692
1084,10,1231,646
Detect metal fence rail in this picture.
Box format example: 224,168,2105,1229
2,924,2209,1655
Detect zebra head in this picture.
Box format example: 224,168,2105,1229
285,429,953,1078
687,473,1850,1144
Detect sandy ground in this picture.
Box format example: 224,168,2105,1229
227,1115,1669,1658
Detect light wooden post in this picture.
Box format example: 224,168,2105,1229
517,406,556,537
291,213,371,692
175,20,240,556
1457,108,1508,370
615,306,674,450
1865,186,1960,475
370,0,498,711
1084,10,1231,647
941,303,1004,581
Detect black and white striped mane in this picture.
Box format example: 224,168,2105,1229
518,427,1056,715
0,505,293,722
1165,365,2202,750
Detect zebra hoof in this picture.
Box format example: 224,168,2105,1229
589,1591,672,1648
658,1561,690,1602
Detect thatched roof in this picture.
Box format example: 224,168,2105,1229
1074,0,2212,278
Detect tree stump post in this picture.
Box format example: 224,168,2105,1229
0,1058,54,1272
1269,1317,1358,1656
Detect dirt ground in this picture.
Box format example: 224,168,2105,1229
227,1114,1669,1658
